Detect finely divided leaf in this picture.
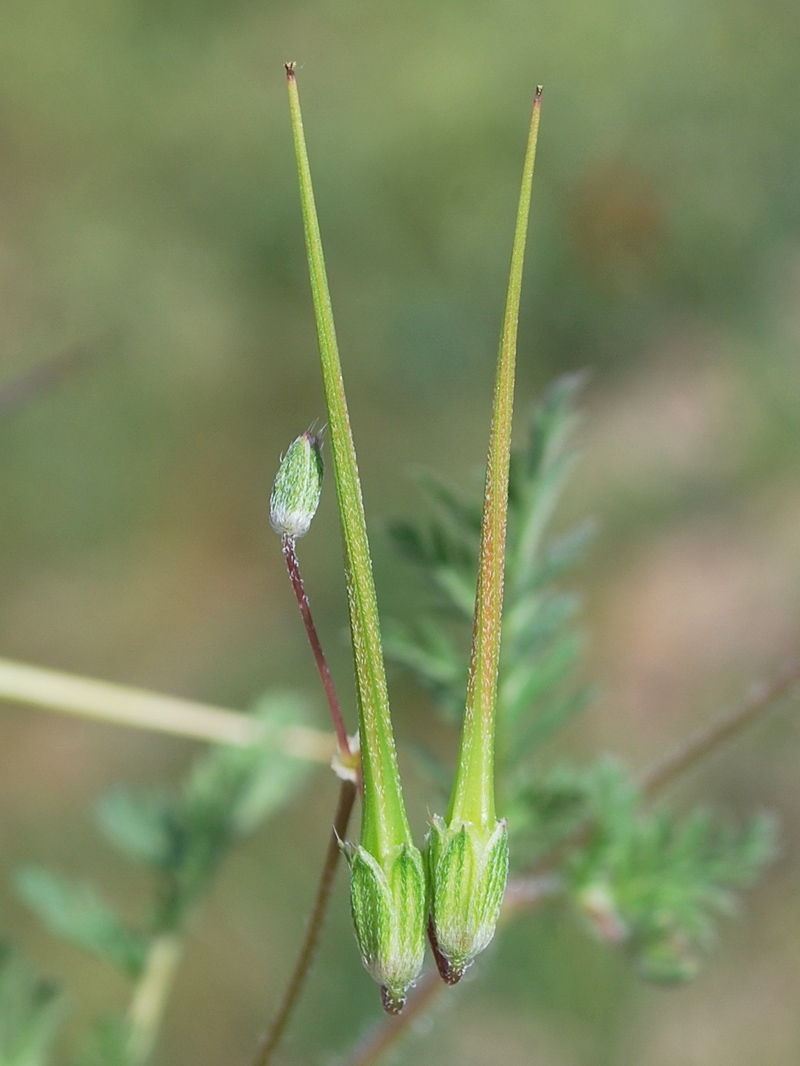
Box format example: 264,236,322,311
0,944,62,1066
94,791,173,870
13,869,147,980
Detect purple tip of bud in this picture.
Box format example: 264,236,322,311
380,986,406,1015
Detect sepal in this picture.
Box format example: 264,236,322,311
426,815,508,983
344,842,427,1013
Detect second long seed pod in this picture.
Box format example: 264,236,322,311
427,87,543,984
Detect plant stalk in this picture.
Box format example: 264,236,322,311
252,779,357,1066
285,62,410,859
282,535,353,761
0,657,334,759
448,87,543,830
640,657,800,797
126,934,183,1066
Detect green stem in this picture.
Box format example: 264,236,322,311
285,63,410,860
126,934,183,1066
448,88,543,830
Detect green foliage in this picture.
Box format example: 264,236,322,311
0,945,62,1066
72,1018,130,1066
13,871,147,980
96,692,313,931
388,375,593,787
14,692,313,977
388,376,777,986
509,758,777,982
93,792,173,872
566,765,777,982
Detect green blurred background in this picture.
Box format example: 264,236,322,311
1,0,800,1062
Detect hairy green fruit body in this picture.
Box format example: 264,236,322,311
427,816,508,983
344,842,427,1014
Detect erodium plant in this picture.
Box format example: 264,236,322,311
284,64,543,1009
0,64,796,1066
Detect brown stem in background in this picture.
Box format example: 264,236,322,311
339,968,442,1066
0,340,103,419
252,779,357,1066
531,655,800,874
639,657,800,797
337,658,800,1066
282,535,352,760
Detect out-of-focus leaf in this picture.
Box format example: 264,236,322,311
94,791,173,870
566,771,778,983
0,944,62,1066
183,691,313,840
72,1017,130,1066
153,691,315,922
13,869,147,981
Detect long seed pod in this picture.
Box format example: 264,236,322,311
427,87,544,985
285,63,425,1014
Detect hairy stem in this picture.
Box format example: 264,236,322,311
126,934,183,1066
0,657,334,759
252,779,357,1066
282,535,352,759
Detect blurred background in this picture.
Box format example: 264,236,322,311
1,0,799,1062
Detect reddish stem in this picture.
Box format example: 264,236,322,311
282,535,351,759
252,779,357,1066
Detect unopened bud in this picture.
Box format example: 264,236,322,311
270,431,324,539
427,815,508,984
344,842,427,1013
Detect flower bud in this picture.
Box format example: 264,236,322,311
426,815,508,983
269,432,324,539
344,842,427,1013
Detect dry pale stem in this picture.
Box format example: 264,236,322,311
0,657,335,760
